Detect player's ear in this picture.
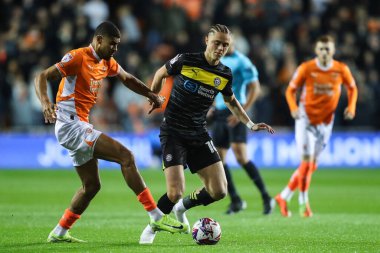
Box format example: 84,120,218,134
205,35,209,46
96,35,103,44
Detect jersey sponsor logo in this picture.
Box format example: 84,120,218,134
183,80,216,99
313,82,334,96
197,85,215,99
90,78,102,95
330,72,339,79
181,65,228,91
184,80,199,93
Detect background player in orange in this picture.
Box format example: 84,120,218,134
34,21,187,243
275,35,358,217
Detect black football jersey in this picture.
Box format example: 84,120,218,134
161,52,233,140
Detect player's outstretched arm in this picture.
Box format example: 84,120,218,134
117,67,165,114
34,65,61,124
223,94,274,134
151,65,170,94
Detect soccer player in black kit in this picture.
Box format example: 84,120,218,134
140,24,274,244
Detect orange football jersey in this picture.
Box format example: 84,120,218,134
286,58,358,125
55,45,120,122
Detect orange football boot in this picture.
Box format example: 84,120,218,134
275,194,291,217
301,202,313,218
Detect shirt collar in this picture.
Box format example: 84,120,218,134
89,44,101,62
315,58,333,71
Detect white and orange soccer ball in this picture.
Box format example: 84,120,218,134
192,217,221,245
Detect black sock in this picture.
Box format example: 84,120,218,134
243,161,270,200
182,187,215,209
224,164,241,203
157,193,176,214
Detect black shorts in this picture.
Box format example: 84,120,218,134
160,133,221,174
212,109,247,149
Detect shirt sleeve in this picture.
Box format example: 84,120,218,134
107,57,120,77
286,63,306,112
289,63,306,89
341,64,358,115
242,63,259,85
165,54,184,75
220,78,233,97
55,50,83,77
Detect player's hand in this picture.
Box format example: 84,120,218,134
227,115,239,127
42,101,57,124
148,94,165,114
251,123,275,134
291,109,300,119
344,107,355,120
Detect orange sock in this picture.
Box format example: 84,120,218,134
59,208,80,229
310,162,318,173
298,161,310,192
305,162,318,191
137,188,157,212
287,170,299,191
288,161,308,191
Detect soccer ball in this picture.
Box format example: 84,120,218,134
192,217,221,245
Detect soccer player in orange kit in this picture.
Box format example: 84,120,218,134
275,35,358,217
34,21,187,242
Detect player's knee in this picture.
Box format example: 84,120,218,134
120,147,136,169
83,182,101,197
236,157,247,166
209,188,227,201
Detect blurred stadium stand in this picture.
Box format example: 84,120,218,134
0,0,379,169
0,0,379,132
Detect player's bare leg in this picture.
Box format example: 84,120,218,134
95,133,187,232
47,159,100,242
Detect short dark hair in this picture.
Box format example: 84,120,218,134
208,24,231,36
94,21,121,38
316,35,334,43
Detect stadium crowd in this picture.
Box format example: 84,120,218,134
0,0,379,132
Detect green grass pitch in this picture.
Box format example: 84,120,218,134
1,169,379,252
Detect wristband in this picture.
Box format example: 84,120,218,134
246,121,255,129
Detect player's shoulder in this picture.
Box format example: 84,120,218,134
332,59,350,71
301,58,316,68
181,52,203,61
70,47,89,57
217,62,233,79
62,47,88,61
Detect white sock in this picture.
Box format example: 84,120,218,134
299,192,306,205
148,207,164,222
174,199,186,212
280,187,294,201
304,191,309,204
53,224,68,236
